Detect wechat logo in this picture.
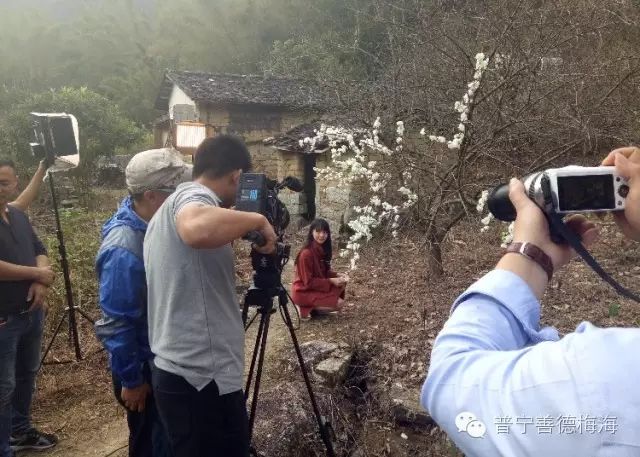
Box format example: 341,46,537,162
456,411,486,439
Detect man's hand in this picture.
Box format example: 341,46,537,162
35,266,55,286
601,147,640,241
507,178,599,270
121,383,151,413
27,282,49,311
253,217,277,255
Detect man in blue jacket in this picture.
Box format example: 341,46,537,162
95,148,191,457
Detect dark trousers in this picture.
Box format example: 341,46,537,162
151,365,249,457
113,364,172,457
0,310,43,457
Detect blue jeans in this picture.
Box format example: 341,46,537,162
0,309,43,457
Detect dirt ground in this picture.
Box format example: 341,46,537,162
20,192,640,456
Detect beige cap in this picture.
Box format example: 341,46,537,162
125,148,192,194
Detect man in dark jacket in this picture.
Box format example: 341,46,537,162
0,158,57,457
95,148,191,457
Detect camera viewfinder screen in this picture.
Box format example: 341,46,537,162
240,189,259,201
557,174,615,211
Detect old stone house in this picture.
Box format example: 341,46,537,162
154,70,361,228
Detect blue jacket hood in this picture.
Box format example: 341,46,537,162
101,196,147,239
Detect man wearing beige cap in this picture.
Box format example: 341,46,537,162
95,148,191,457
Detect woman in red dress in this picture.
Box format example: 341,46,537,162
292,218,349,320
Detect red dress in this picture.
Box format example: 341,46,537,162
291,243,345,309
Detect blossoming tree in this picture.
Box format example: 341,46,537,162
305,0,640,276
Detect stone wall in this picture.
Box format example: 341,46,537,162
155,103,364,224
277,150,307,220
200,105,315,220
314,151,362,234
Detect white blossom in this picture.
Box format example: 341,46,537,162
420,128,426,136
476,190,489,213
311,118,417,269
500,222,515,248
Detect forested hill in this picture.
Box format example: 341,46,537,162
0,0,383,126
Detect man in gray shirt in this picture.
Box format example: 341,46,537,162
144,135,276,457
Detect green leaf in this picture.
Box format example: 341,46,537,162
608,303,621,318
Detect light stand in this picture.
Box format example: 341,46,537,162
34,115,94,368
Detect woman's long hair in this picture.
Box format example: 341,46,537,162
294,218,333,265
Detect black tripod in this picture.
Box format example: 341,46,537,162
39,171,94,367
242,283,337,457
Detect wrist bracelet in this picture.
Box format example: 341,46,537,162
505,242,554,281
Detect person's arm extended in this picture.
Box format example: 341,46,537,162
10,161,46,212
420,269,611,456
176,204,268,249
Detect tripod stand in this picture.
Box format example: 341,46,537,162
39,171,94,367
243,284,337,457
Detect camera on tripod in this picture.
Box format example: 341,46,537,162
235,173,337,457
488,166,629,222
235,173,303,291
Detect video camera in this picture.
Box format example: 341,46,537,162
235,173,303,292
488,166,629,222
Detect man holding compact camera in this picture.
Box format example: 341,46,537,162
144,135,276,457
421,147,640,456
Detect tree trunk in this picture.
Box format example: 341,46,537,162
426,233,444,277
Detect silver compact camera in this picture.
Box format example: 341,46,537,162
488,166,629,221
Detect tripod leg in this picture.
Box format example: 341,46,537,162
247,306,272,440
245,310,266,400
75,307,95,324
68,306,82,361
280,298,337,457
40,312,68,370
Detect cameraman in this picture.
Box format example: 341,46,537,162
421,147,640,456
143,135,276,457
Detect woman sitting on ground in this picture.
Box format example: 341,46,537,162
292,218,349,320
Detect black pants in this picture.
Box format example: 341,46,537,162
151,365,249,457
113,365,171,457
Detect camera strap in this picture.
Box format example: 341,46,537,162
541,175,640,303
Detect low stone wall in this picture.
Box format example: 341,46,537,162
314,151,362,234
